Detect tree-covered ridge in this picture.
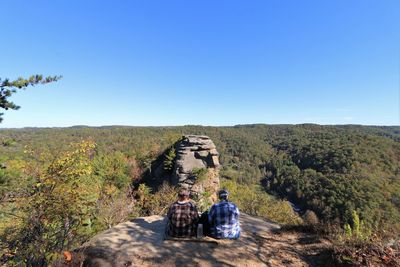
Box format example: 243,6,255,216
265,127,400,229
1,125,399,225
0,124,399,263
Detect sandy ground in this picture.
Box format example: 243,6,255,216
78,214,333,267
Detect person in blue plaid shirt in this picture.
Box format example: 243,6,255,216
208,189,241,239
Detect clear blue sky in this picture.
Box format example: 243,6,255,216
1,0,399,127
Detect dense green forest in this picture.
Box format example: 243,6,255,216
0,124,399,264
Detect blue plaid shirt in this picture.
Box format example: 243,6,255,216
208,200,240,239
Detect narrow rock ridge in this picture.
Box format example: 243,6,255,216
172,135,220,207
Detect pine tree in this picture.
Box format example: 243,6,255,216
0,75,61,122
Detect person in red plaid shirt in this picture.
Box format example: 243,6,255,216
167,189,199,237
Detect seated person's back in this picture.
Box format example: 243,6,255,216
208,189,240,239
167,189,199,237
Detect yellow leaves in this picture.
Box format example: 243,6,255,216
23,145,34,156
25,139,100,225
3,139,105,264
104,184,118,196
2,159,25,173
46,140,95,179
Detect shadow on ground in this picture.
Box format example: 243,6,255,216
78,214,335,267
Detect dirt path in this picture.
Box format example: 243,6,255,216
78,214,333,267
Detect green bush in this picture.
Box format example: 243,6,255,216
221,179,302,225
163,147,176,172
2,141,99,265
343,210,371,241
136,183,178,216
93,151,130,189
192,167,208,183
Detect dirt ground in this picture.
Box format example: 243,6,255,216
77,214,334,267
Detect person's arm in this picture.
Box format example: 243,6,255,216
232,204,240,220
167,203,174,220
208,205,215,225
191,203,199,223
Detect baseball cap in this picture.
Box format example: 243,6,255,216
218,189,229,199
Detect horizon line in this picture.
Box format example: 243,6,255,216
0,123,399,130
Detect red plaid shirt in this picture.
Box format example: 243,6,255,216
167,201,199,237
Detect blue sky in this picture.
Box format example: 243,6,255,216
0,0,399,127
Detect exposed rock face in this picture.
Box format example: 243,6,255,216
79,214,287,267
172,135,220,207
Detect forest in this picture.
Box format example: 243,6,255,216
0,124,399,265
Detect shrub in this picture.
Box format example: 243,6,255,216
95,188,135,229
343,210,372,241
93,151,130,190
2,140,99,265
192,167,208,183
2,139,16,147
221,179,302,225
303,210,319,226
163,147,176,172
135,183,178,216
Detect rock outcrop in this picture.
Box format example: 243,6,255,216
78,214,333,267
138,135,221,208
172,135,220,207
